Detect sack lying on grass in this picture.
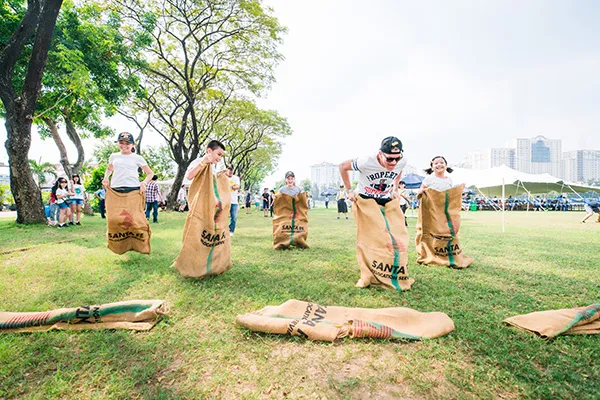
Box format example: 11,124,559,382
0,300,166,333
273,192,309,250
415,184,473,268
236,299,454,342
173,163,232,277
353,196,414,291
504,302,600,339
106,187,151,254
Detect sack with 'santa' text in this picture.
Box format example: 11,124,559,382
106,187,151,254
415,184,473,268
236,299,455,342
353,196,414,291
273,192,309,250
172,163,232,277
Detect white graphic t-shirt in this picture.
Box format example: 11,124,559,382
229,175,240,204
71,184,85,200
108,153,148,188
422,175,453,192
351,154,407,199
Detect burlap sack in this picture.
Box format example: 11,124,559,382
106,187,151,254
172,163,232,277
504,302,600,339
353,196,414,291
415,184,473,268
236,299,455,342
273,192,309,250
0,300,166,333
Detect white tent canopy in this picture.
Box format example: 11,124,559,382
452,165,600,197
158,178,193,186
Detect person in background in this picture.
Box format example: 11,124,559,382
269,189,275,217
398,180,410,226
54,178,74,229
94,187,106,218
225,164,240,235
69,174,85,225
336,185,348,220
244,189,252,214
145,175,164,223
581,199,600,223
262,187,270,217
177,185,187,212
254,193,261,211
324,195,329,209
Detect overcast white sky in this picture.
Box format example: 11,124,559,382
2,0,600,187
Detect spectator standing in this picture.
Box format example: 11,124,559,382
145,175,164,223
177,185,188,212
94,187,106,218
225,164,241,235
244,189,252,214
69,174,86,225
262,188,270,217
398,180,409,226
336,185,348,220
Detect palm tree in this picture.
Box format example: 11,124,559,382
29,158,57,186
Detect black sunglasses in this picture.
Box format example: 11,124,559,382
384,155,402,163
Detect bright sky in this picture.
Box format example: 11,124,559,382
2,0,600,187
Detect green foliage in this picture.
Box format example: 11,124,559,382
28,159,57,185
140,145,176,179
0,184,12,205
41,191,51,204
92,140,119,164
587,179,600,187
86,164,107,193
300,178,312,192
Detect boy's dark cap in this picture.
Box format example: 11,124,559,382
285,171,295,178
380,136,403,154
116,132,135,144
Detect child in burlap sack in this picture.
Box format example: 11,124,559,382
102,132,154,254
339,136,414,291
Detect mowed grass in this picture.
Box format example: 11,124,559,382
0,207,599,399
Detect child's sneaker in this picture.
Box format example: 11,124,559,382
76,222,81,226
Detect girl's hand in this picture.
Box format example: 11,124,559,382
102,178,109,187
140,181,147,194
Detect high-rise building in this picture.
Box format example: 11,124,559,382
516,136,561,177
311,162,353,189
562,150,600,183
458,151,490,169
489,148,516,169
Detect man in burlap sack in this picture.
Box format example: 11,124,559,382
339,136,414,291
273,171,309,249
172,140,233,277
102,132,154,255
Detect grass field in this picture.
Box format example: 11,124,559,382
0,208,599,399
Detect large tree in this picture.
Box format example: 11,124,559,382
35,1,142,178
0,0,64,223
113,0,285,207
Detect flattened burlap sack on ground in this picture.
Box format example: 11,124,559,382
415,184,473,268
236,299,454,342
106,187,151,254
0,300,166,333
273,192,309,250
173,163,232,277
504,302,600,339
353,196,414,291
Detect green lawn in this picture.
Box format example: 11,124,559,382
0,208,599,399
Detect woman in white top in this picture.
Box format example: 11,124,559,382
69,174,86,225
53,178,74,228
418,156,454,194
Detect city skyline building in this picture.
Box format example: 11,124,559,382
516,135,562,177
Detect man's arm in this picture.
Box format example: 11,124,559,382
339,160,356,200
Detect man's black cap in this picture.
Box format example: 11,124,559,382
380,136,403,154
116,132,135,144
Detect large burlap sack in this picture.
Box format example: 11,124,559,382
106,187,151,254
172,163,232,277
504,302,600,339
415,184,473,268
353,196,414,291
0,300,166,333
236,299,455,341
273,192,309,250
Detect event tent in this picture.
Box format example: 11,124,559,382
401,173,425,189
452,165,600,197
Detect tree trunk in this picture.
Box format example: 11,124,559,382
166,165,187,210
4,117,46,224
44,117,72,178
63,115,84,175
